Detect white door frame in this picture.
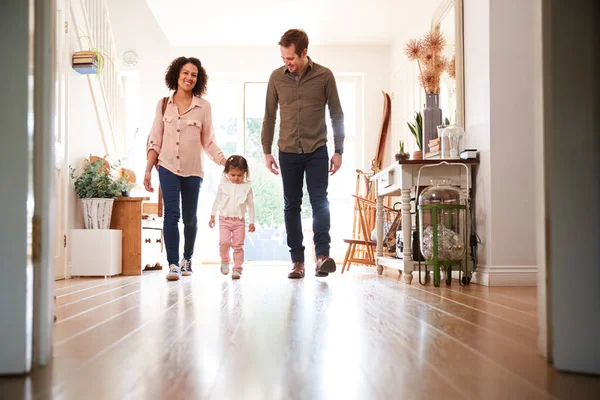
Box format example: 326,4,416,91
32,0,57,367
54,0,70,281
533,0,552,363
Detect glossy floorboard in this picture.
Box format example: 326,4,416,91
1,266,599,399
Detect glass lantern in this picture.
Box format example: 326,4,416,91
441,125,465,159
418,178,467,286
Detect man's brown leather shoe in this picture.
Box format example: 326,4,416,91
316,255,336,275
288,262,305,279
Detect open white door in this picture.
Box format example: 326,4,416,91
32,0,57,367
54,0,68,281
545,0,600,375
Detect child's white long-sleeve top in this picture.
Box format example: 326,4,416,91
211,179,255,224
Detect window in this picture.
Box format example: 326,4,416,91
198,75,363,263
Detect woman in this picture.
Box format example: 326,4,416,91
144,56,226,281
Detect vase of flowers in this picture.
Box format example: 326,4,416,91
405,28,448,151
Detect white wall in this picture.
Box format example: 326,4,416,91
464,0,491,266
464,0,537,285
0,0,33,374
388,1,441,165
66,5,113,231
65,2,126,261
489,0,536,268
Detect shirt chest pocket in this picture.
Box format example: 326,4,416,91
184,120,202,141
277,83,296,106
302,80,326,105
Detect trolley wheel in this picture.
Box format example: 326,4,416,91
461,276,471,285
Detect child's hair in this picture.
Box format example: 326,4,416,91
223,155,250,180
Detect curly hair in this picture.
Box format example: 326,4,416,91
224,155,250,179
164,56,208,97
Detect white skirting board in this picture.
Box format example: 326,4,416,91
70,229,122,277
471,265,537,286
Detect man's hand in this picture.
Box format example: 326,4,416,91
143,170,154,193
209,216,216,228
248,223,256,233
329,153,342,176
265,154,280,175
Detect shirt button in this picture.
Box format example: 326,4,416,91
177,129,180,132
176,156,180,159
178,117,181,120
177,170,181,173
176,142,180,145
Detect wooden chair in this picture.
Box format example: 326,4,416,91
342,196,377,272
342,91,395,273
342,196,401,273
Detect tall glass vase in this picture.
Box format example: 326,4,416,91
423,93,442,155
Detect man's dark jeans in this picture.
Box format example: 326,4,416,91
278,145,330,263
158,166,203,266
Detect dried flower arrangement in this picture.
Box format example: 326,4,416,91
447,54,456,79
404,27,450,95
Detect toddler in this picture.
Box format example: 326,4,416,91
209,155,255,279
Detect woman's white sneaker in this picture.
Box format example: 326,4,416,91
180,259,193,276
166,264,181,281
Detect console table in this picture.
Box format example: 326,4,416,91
370,159,479,283
110,196,150,275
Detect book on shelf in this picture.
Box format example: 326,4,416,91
425,151,441,159
429,144,440,153
73,63,98,75
73,57,97,64
459,149,478,159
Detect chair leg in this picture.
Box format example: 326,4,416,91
347,244,356,272
342,243,352,274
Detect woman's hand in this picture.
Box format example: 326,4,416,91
248,223,255,233
143,170,154,192
209,216,216,228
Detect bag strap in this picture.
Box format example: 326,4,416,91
161,96,169,116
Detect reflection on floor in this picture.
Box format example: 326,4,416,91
1,266,599,399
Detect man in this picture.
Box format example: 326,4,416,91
261,29,345,279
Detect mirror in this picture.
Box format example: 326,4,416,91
432,0,464,127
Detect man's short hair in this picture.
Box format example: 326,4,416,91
278,29,309,56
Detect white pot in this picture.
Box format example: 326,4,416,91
81,198,115,229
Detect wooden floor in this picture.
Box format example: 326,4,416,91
1,266,599,399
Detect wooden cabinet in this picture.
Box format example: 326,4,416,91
109,197,149,275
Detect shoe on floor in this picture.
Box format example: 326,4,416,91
315,266,329,277
316,255,336,275
180,258,193,276
232,270,242,280
221,262,230,275
166,264,181,281
288,262,305,279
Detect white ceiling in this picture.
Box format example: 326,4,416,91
144,0,439,46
